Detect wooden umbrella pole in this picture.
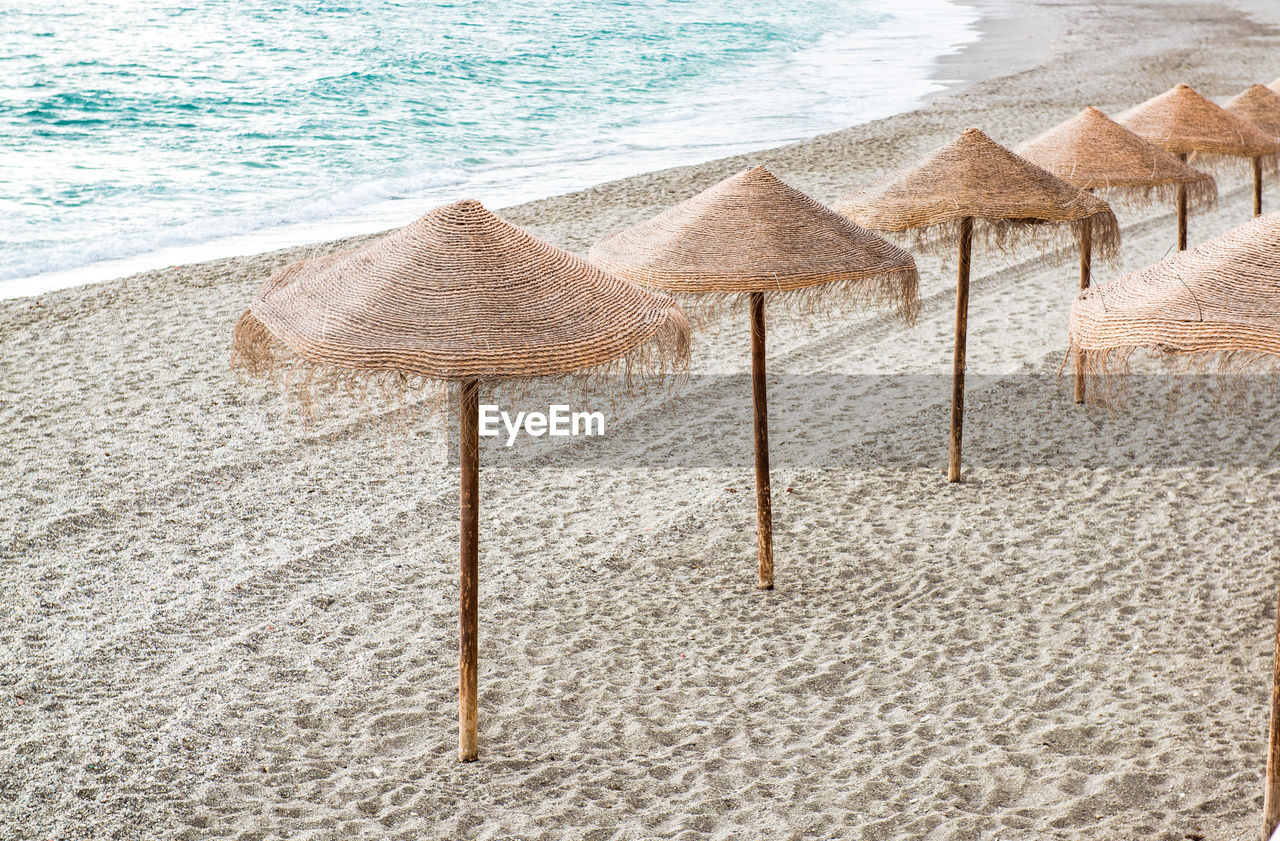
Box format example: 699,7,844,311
1177,153,1188,251
749,291,774,590
1256,156,1264,218
1265,579,1280,838
948,217,973,483
1074,216,1093,405
458,378,480,762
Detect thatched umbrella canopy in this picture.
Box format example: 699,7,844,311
834,127,1119,482
1118,83,1280,247
1070,212,1280,374
590,164,920,589
1067,212,1280,838
1015,106,1217,205
1225,84,1280,217
232,198,691,762
1015,105,1217,402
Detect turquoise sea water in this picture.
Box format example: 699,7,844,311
0,0,977,296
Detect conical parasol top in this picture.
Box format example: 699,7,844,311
834,127,1119,255
1225,83,1280,139
233,199,690,383
1071,212,1280,365
588,165,920,318
1015,106,1217,200
1117,83,1280,159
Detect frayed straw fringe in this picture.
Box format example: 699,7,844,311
1068,342,1280,408
232,310,446,421
1187,151,1280,182
892,210,1121,266
232,308,692,421
666,266,921,334
1098,176,1219,213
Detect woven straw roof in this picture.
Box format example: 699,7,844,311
588,165,920,320
1070,212,1280,378
232,199,690,390
1225,83,1280,139
833,127,1120,258
1117,83,1280,160
1014,106,1217,209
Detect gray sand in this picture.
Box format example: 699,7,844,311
5,1,1280,839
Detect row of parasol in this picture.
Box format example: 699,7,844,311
231,79,1280,834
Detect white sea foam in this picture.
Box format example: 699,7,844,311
1,0,979,298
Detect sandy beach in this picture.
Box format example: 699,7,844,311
6,1,1280,838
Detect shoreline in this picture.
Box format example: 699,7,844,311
13,0,1271,310
1,0,982,302
928,0,1067,98
8,2,1280,840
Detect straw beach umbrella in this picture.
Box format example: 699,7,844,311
834,127,1119,482
231,199,691,762
1070,213,1280,379
1118,83,1280,249
1015,106,1217,402
1067,213,1280,838
1224,84,1280,217
589,165,919,590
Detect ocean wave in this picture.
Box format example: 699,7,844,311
0,167,471,285
0,0,979,297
